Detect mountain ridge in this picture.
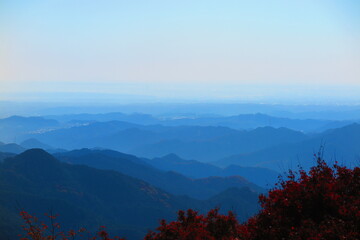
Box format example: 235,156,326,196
0,149,260,239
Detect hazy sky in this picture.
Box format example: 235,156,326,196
1,0,359,103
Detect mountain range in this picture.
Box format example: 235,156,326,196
45,112,357,132
54,148,263,199
145,154,279,188
1,112,358,145
1,110,359,240
20,121,306,161
0,116,59,143
0,149,261,240
215,123,360,170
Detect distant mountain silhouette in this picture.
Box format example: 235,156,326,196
130,126,307,161
55,149,263,199
18,138,66,154
2,112,358,147
29,123,239,151
31,122,307,162
0,149,260,239
0,143,26,154
148,153,221,177
44,112,357,132
20,138,53,150
46,112,158,125
0,116,58,126
215,123,360,170
161,113,343,132
0,116,59,143
223,165,280,188
26,121,141,150
146,154,279,188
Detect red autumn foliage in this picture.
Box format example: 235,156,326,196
239,156,360,240
146,156,360,240
20,156,360,240
144,208,239,240
18,211,125,240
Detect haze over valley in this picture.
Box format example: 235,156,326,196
1,0,360,239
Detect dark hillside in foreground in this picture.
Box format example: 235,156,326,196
0,149,260,240
0,152,15,161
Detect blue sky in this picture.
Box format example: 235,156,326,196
1,0,359,103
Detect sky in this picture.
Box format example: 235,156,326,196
1,0,360,104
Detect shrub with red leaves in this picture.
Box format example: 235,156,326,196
145,208,240,240
239,156,360,240
146,156,360,240
19,211,125,240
